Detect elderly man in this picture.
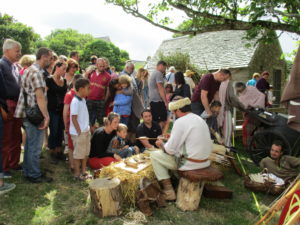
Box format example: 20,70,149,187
165,66,176,85
191,69,230,117
86,58,111,131
149,61,168,128
260,140,300,181
151,97,212,200
136,109,162,152
0,39,22,178
15,47,53,183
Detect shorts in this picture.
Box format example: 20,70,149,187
71,131,91,159
150,101,167,122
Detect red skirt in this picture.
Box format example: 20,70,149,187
88,157,117,170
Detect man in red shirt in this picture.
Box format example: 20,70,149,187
87,58,111,131
191,69,230,116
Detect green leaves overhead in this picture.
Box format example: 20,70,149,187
105,0,300,41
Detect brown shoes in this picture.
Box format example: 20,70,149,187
160,179,176,201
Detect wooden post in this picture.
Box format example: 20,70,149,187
176,177,205,211
89,178,122,218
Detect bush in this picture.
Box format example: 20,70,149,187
158,51,206,84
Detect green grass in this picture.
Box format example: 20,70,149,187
0,138,281,225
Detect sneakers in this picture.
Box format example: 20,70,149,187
26,175,53,183
0,183,16,195
3,171,12,179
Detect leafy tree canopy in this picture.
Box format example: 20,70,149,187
41,29,94,57
0,14,40,56
105,0,300,42
81,39,130,71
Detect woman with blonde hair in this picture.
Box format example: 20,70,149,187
136,68,150,108
19,55,35,75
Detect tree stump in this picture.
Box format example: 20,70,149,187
89,178,122,218
176,177,205,211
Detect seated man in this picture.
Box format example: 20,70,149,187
136,109,162,152
151,97,212,201
260,140,300,182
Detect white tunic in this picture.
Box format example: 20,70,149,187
164,113,212,171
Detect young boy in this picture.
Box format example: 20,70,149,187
107,123,139,158
69,78,91,180
204,101,223,144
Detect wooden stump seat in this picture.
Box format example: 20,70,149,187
176,166,223,211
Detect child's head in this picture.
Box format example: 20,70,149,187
118,75,132,89
165,83,173,93
75,78,90,97
210,100,222,116
116,123,128,139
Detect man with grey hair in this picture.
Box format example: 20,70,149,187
0,39,22,178
15,47,53,183
165,66,176,85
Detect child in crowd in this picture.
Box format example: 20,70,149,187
69,78,92,180
165,83,173,105
63,74,83,172
205,101,223,144
113,75,133,125
107,123,139,158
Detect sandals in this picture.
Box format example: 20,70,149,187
74,173,93,181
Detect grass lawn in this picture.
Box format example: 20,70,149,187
0,138,281,225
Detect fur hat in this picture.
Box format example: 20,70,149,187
169,97,191,111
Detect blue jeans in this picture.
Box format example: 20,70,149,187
23,120,44,178
120,116,129,125
191,102,205,116
143,86,149,108
86,100,105,126
48,111,64,149
0,114,3,179
117,147,135,158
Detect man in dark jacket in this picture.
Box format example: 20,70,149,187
0,39,22,178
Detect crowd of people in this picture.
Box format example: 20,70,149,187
0,38,299,202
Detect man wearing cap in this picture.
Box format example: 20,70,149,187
150,97,212,200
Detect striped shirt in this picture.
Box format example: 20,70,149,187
14,63,46,118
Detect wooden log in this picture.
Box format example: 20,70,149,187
89,178,122,218
176,177,205,211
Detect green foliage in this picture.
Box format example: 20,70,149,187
0,14,40,55
106,0,300,42
40,29,94,56
158,52,206,84
81,39,130,71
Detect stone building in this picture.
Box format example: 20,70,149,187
147,30,287,105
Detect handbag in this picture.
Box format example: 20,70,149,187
23,90,44,126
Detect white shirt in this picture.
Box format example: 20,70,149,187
165,113,212,171
184,77,195,96
69,96,90,135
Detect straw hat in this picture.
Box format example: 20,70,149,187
184,70,195,77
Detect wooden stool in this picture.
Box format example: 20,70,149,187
89,178,123,218
176,166,223,211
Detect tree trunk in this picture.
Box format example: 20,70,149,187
176,177,204,211
89,178,122,217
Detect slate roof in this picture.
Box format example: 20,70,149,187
147,30,259,71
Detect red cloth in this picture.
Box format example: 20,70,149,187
88,157,117,170
87,71,111,101
64,89,76,150
2,100,22,171
191,73,220,103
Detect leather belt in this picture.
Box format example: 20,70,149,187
182,156,208,163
